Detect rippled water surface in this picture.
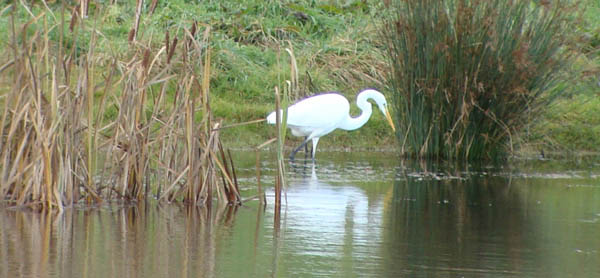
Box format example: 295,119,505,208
1,152,600,277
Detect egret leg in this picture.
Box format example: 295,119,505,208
310,137,320,161
304,136,309,160
290,138,310,161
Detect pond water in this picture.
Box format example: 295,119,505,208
1,151,600,277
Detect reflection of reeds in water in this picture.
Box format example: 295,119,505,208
0,5,239,209
0,204,241,278
385,160,525,273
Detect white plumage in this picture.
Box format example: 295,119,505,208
267,89,395,160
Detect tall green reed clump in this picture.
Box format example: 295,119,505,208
0,3,240,209
381,0,576,160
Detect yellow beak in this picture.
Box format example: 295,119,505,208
385,109,396,132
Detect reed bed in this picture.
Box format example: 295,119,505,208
0,3,240,210
381,0,577,161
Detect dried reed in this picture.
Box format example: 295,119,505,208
0,2,240,209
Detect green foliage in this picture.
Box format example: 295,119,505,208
1,0,598,154
381,0,578,160
527,94,600,153
138,0,385,102
578,0,600,54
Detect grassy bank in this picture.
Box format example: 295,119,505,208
1,0,599,155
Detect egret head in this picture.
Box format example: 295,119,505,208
361,89,396,132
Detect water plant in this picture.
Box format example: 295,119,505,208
381,0,578,160
0,2,240,209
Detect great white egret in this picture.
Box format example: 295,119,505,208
267,89,396,161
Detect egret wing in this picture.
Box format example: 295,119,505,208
285,93,349,128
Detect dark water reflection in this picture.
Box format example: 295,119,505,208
1,152,600,277
388,161,600,277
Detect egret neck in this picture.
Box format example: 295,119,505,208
338,90,375,131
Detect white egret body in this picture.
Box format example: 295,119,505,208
267,89,395,160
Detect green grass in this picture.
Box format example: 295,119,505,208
524,94,600,154
0,0,598,155
520,0,600,155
